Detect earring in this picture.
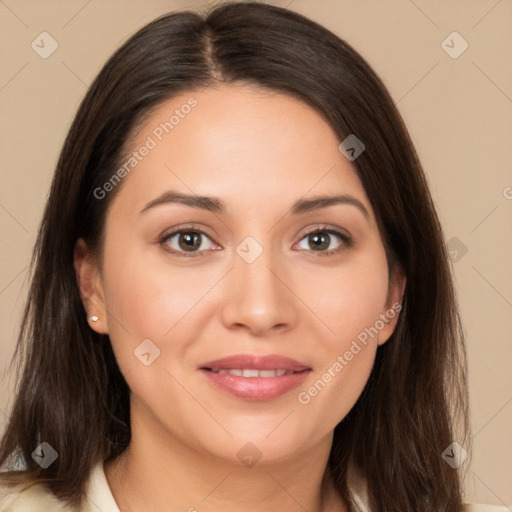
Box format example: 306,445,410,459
90,315,99,322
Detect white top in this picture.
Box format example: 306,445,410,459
0,460,509,511
0,460,119,512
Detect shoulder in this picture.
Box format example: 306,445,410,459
0,459,120,512
347,464,510,511
462,504,511,511
0,481,74,511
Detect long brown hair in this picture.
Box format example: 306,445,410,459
0,2,469,510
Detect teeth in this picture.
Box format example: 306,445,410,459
210,369,294,377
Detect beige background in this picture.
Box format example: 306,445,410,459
1,0,511,507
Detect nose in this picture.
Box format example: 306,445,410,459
220,244,298,336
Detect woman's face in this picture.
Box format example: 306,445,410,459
77,83,404,465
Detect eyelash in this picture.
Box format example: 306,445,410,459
158,223,352,258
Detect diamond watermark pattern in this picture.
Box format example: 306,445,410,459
447,237,468,263
236,236,263,264
338,134,365,161
31,442,58,468
237,442,262,468
441,31,468,59
134,338,161,366
442,442,468,468
31,32,59,59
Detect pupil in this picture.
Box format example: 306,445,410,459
310,233,329,251
179,232,201,251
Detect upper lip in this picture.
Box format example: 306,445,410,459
199,354,311,371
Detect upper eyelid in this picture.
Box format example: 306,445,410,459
160,224,215,242
160,223,349,240
301,224,350,238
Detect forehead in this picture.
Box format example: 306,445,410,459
111,83,372,219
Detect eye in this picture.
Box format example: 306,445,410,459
295,225,351,256
159,223,351,258
160,226,219,257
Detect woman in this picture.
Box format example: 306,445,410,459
0,2,505,511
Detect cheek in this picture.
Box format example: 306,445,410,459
292,248,389,421
100,240,218,367
306,247,390,349
295,344,376,439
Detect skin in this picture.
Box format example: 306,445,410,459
75,83,405,512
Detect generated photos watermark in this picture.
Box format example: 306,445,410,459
93,97,198,200
297,302,402,405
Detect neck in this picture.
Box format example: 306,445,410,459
104,404,346,512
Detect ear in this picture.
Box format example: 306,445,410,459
73,238,109,334
377,268,406,346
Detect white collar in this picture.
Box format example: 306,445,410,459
82,458,508,512
83,459,120,512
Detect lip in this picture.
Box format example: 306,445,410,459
199,354,312,401
200,354,311,372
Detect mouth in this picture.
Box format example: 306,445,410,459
198,354,312,401
205,368,305,377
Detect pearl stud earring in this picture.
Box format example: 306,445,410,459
90,315,99,322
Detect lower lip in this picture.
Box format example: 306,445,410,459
200,369,311,401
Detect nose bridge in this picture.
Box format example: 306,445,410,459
220,234,297,334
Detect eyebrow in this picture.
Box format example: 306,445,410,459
140,190,370,219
